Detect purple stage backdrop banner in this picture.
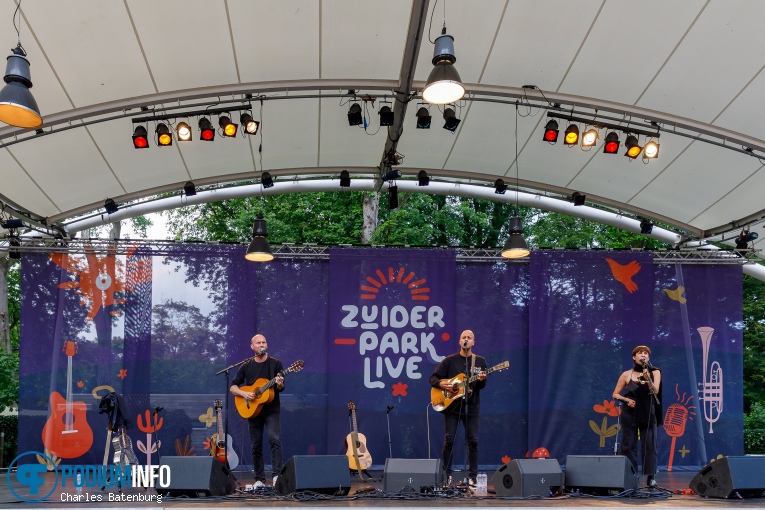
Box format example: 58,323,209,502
16,246,742,474
327,248,456,461
528,252,743,470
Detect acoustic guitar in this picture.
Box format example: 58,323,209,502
430,361,510,412
345,401,372,471
234,360,304,419
209,399,239,469
42,340,93,458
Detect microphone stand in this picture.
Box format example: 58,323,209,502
386,406,394,459
215,356,255,485
613,401,621,455
153,406,164,465
462,344,469,485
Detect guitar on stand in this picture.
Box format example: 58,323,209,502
112,428,139,468
234,360,304,418
210,399,239,469
345,401,372,480
431,361,510,412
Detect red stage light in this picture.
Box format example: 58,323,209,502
132,126,149,149
199,117,215,141
542,120,558,143
603,132,620,154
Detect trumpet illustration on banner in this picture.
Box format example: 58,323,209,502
697,327,723,433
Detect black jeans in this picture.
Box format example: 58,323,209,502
247,411,282,482
442,412,479,481
620,410,657,476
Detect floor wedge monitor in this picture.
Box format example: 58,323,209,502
160,456,235,497
491,458,563,497
564,455,637,495
274,455,351,496
383,458,444,493
690,456,765,498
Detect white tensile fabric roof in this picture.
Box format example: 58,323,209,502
1,0,764,251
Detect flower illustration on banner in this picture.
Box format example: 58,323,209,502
593,399,620,417
49,246,152,321
532,447,549,458
117,369,128,380
203,437,212,452
391,381,408,397
590,399,621,447
77,381,84,388
501,455,511,464
199,407,215,427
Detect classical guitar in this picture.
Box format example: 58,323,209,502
42,340,94,458
234,360,304,419
431,361,510,412
209,399,239,469
345,401,372,472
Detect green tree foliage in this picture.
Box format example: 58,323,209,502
743,275,765,413
0,260,19,410
744,401,765,454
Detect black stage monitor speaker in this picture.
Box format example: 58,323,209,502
689,456,765,498
564,455,637,495
491,458,563,497
274,455,351,496
161,456,235,497
383,458,444,493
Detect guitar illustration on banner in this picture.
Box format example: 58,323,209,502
235,360,305,419
345,401,372,474
210,399,239,469
431,361,510,412
42,340,93,458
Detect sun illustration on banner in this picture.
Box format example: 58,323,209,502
50,246,152,321
360,267,430,301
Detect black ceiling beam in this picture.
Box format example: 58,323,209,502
131,104,253,124
546,112,660,138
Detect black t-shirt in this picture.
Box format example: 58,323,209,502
231,356,284,415
429,352,487,415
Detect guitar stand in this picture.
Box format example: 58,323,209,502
349,468,374,481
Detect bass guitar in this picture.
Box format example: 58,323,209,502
234,360,304,419
42,340,94,458
431,361,510,412
209,399,239,469
345,401,372,472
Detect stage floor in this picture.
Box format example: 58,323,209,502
2,469,764,509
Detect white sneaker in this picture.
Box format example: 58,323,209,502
253,480,265,488
272,476,279,486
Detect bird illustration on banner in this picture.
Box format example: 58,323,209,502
605,258,641,294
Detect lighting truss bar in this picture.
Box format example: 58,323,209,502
131,105,253,124
545,112,659,139
0,237,755,264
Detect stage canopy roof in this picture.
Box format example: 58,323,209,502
1,0,764,255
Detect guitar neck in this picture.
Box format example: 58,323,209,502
466,365,501,384
351,409,359,437
216,408,223,438
65,355,73,424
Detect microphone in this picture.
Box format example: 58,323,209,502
387,405,394,411
154,406,164,413
259,348,266,355
462,341,468,348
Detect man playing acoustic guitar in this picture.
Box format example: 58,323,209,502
429,330,486,489
230,334,285,487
